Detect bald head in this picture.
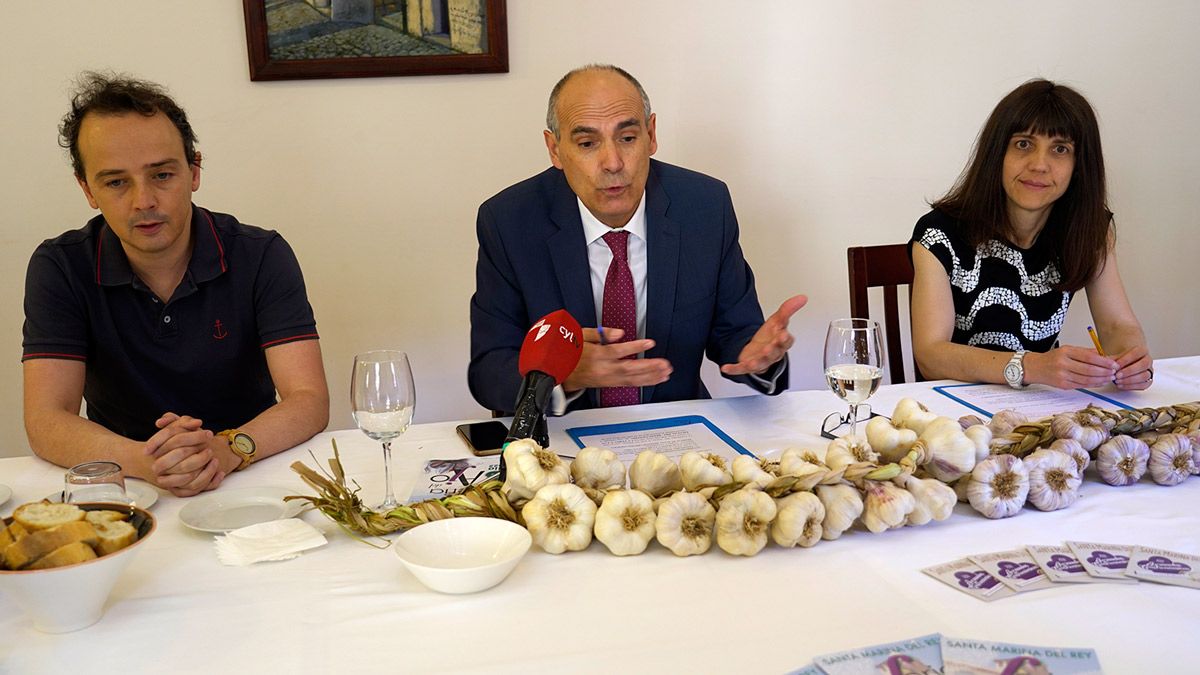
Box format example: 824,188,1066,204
546,64,652,137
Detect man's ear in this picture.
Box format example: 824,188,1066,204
190,161,201,192
646,113,658,156
77,176,99,210
544,129,563,169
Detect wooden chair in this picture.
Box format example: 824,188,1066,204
847,244,923,384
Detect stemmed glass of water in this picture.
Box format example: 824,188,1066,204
351,350,415,511
823,319,883,437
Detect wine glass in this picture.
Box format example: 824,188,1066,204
823,319,883,437
351,350,416,511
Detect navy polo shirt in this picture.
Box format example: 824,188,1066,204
23,206,319,441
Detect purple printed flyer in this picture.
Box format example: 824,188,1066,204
1065,541,1137,583
941,637,1102,674
1126,546,1200,589
969,549,1055,592
1026,545,1108,584
814,633,944,675
923,558,1016,602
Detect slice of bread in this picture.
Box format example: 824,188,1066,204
92,519,138,556
0,521,30,549
85,510,131,526
3,520,98,570
27,540,97,570
13,502,85,532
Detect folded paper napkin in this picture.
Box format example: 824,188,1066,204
214,518,327,566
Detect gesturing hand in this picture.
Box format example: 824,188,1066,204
562,327,672,392
722,294,808,376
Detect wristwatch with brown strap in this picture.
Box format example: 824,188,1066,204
218,429,257,471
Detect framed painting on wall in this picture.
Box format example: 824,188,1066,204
243,0,508,81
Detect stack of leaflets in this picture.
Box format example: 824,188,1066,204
923,541,1200,601
790,633,1103,674
407,456,500,503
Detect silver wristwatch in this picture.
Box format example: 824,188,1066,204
1004,350,1027,389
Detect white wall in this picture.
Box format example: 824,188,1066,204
2,1,1197,458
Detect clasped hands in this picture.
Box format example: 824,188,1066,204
142,412,230,496
562,294,807,392
1025,344,1153,391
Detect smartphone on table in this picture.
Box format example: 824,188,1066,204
456,420,509,456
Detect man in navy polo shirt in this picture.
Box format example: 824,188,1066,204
22,73,329,497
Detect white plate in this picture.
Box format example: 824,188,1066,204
44,480,160,510
178,487,304,534
0,484,11,508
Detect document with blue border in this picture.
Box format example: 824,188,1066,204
933,383,1133,419
564,415,754,462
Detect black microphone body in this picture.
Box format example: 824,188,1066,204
499,370,555,479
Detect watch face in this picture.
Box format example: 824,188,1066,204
1004,362,1021,385
232,433,256,455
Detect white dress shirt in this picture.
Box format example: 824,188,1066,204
551,193,783,414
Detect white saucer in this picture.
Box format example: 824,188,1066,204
0,483,11,508
178,487,305,534
45,480,160,509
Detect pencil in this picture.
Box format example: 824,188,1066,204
1086,325,1106,356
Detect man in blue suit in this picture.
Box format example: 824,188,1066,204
469,64,806,414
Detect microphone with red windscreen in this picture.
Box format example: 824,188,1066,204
502,310,583,474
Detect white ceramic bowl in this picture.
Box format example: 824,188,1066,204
393,517,531,594
0,503,155,633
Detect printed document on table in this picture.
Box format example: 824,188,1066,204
564,415,754,462
932,383,1131,419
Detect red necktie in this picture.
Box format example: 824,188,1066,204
600,230,639,407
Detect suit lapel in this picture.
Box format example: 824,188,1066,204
643,164,679,403
546,172,597,339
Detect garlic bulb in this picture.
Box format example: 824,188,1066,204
1024,449,1082,511
966,454,1029,519
570,447,626,490
952,476,971,503
824,436,880,473
679,452,734,491
1048,438,1090,475
963,424,993,464
911,416,977,482
865,416,918,463
892,398,939,435
731,455,777,490
958,414,987,430
1095,436,1150,486
593,489,656,555
715,488,777,556
902,475,957,525
1186,430,1200,475
777,449,829,490
1148,433,1196,486
988,409,1029,436
654,491,716,556
770,492,825,547
521,483,597,554
628,450,683,497
815,484,863,540
780,445,827,467
501,439,570,504
1051,411,1109,452
861,481,916,533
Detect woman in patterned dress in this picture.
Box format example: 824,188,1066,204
909,79,1152,391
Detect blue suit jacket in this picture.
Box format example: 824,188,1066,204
468,159,786,414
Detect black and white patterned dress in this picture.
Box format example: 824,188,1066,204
910,209,1072,353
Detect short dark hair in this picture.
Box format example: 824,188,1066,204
546,64,652,138
933,79,1109,291
59,72,199,180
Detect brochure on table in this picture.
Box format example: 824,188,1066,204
932,383,1132,419
564,415,754,462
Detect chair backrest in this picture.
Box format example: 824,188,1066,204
847,243,922,384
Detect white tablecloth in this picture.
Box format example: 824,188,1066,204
2,357,1198,674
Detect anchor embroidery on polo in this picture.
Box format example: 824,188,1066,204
213,319,229,340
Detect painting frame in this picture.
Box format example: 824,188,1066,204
242,0,508,81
